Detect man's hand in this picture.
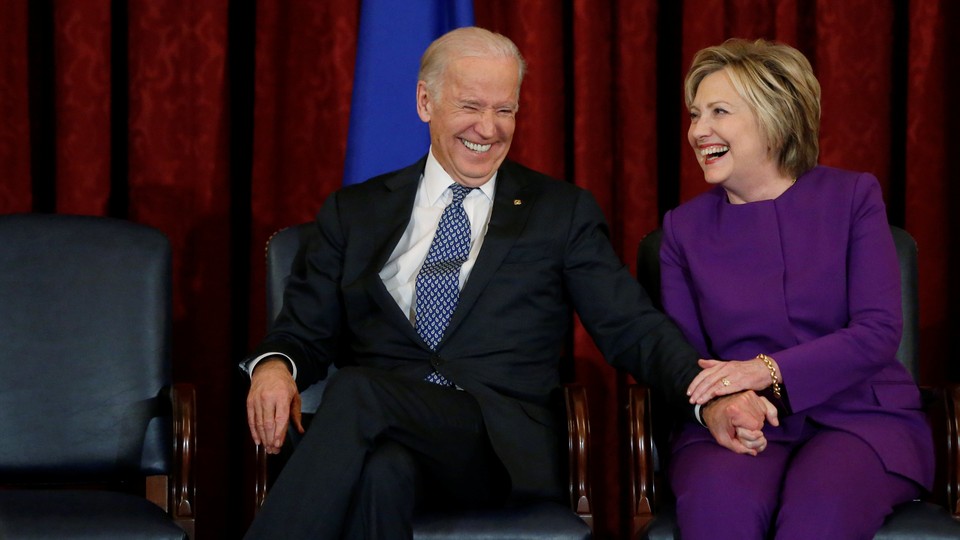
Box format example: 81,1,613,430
246,357,304,454
702,391,779,456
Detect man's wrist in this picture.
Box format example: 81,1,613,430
697,397,723,426
254,356,293,374
243,352,297,380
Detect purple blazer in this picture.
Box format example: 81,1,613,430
661,165,934,489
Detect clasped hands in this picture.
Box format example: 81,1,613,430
690,358,781,456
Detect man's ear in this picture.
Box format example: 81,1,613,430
416,81,432,123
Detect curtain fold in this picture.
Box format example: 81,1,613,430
126,2,235,537
53,0,111,215
905,0,953,385
1,0,953,536
248,1,357,350
0,0,31,213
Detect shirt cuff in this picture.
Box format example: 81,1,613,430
245,352,298,381
694,403,706,426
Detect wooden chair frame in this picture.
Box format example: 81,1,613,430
147,383,198,539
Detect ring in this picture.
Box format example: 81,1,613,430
721,378,731,386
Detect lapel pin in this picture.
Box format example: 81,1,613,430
513,199,522,206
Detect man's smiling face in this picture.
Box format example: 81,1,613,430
417,55,520,188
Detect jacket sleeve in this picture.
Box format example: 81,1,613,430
563,189,701,420
245,193,347,390
660,209,712,358
768,175,903,413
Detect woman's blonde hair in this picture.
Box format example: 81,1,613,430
684,38,821,178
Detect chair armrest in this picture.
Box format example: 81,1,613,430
942,385,960,517
171,382,197,538
254,442,268,512
628,384,655,537
564,383,593,529
252,418,309,514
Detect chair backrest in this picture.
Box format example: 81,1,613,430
636,225,920,380
0,214,173,482
890,226,920,380
265,223,328,413
266,225,309,322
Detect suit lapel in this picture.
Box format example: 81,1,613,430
446,163,537,335
356,158,539,349
366,165,423,273
360,159,424,338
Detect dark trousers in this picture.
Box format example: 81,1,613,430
245,366,510,540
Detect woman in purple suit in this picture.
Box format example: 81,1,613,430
662,39,934,539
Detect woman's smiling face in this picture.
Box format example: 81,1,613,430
687,68,781,199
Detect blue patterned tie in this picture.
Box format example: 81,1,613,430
416,184,474,386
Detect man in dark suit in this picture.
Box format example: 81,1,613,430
242,26,772,540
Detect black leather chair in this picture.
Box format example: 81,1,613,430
629,226,960,539
250,223,593,539
0,214,196,539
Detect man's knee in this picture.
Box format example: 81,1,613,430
326,365,372,388
321,366,382,406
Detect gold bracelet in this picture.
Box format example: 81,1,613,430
757,353,782,399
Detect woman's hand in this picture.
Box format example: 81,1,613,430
688,357,779,405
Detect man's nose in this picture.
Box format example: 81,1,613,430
475,109,496,137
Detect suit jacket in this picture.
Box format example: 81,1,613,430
251,156,701,501
661,165,934,489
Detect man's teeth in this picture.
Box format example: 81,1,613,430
700,145,729,157
462,139,492,153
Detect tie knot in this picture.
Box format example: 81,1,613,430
449,184,473,205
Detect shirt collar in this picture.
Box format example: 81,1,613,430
423,147,497,205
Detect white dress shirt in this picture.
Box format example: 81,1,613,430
379,150,496,324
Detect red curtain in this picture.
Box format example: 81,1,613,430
1,0,31,213
1,1,954,537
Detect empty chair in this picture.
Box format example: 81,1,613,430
0,214,196,539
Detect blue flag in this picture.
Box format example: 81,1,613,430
342,0,474,186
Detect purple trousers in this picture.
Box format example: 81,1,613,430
669,421,920,540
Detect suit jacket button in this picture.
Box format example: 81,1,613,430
430,355,444,367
